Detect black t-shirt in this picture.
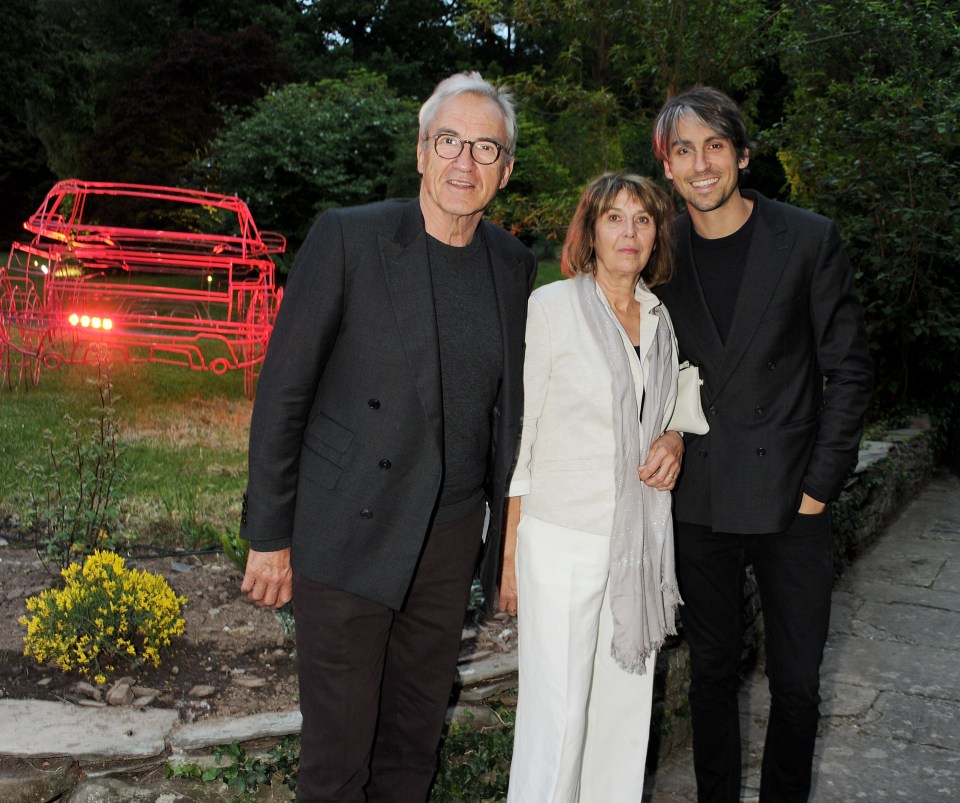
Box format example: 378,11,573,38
690,206,757,343
427,230,502,523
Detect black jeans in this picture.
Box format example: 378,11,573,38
676,510,834,803
292,506,484,802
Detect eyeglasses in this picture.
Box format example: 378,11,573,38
426,134,507,165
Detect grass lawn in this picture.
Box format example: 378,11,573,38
0,360,251,550
0,260,564,554
535,258,563,288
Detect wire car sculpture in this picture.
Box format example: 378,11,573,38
0,180,285,398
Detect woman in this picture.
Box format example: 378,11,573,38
501,171,685,802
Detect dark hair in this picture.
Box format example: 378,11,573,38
561,171,675,288
652,86,752,164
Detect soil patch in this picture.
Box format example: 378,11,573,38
0,535,300,723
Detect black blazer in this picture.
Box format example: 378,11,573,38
656,191,873,534
241,199,536,608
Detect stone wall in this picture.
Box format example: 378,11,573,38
647,419,936,765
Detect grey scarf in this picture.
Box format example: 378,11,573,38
575,272,682,674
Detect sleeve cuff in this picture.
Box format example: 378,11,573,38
244,537,292,553
508,477,531,497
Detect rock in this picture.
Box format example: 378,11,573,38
130,685,160,698
36,676,53,687
0,758,80,803
132,695,156,708
105,681,134,706
188,684,217,698
234,676,266,689
170,710,303,751
73,680,102,700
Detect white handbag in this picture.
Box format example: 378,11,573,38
668,361,709,435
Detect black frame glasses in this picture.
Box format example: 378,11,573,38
426,134,507,165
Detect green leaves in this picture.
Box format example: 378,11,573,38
167,737,300,803
197,70,417,250
767,0,960,417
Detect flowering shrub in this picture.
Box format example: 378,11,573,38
19,550,187,684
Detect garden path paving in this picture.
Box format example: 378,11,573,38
645,470,960,802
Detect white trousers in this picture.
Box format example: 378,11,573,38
506,515,656,803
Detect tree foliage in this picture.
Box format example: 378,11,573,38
8,0,306,183
2,0,959,423
303,0,474,96
195,71,417,249
766,0,960,416
81,28,294,185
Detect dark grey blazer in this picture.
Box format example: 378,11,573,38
241,199,536,608
656,190,873,534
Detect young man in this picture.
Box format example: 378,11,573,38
239,72,536,802
652,87,873,802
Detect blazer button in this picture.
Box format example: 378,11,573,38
698,449,708,458
756,447,766,457
378,459,392,469
360,509,373,519
754,405,764,415
368,398,381,409
767,361,777,371
709,405,718,415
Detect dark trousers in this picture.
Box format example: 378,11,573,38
291,506,485,803
675,510,834,803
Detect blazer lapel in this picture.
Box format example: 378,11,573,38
713,193,796,396
379,201,443,454
482,220,528,400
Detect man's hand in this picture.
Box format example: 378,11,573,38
638,430,685,491
798,492,826,515
241,548,293,609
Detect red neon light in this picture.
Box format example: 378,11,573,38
1,180,285,396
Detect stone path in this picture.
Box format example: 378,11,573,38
645,471,960,802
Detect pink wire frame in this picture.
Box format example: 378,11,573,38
0,180,285,397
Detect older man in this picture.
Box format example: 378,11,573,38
239,72,536,802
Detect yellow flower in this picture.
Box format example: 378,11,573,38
20,550,186,682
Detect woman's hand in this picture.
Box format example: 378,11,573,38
638,430,685,491
499,561,519,616
497,496,521,616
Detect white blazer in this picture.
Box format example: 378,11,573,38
509,277,679,537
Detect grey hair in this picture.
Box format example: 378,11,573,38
652,86,752,164
418,72,518,162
